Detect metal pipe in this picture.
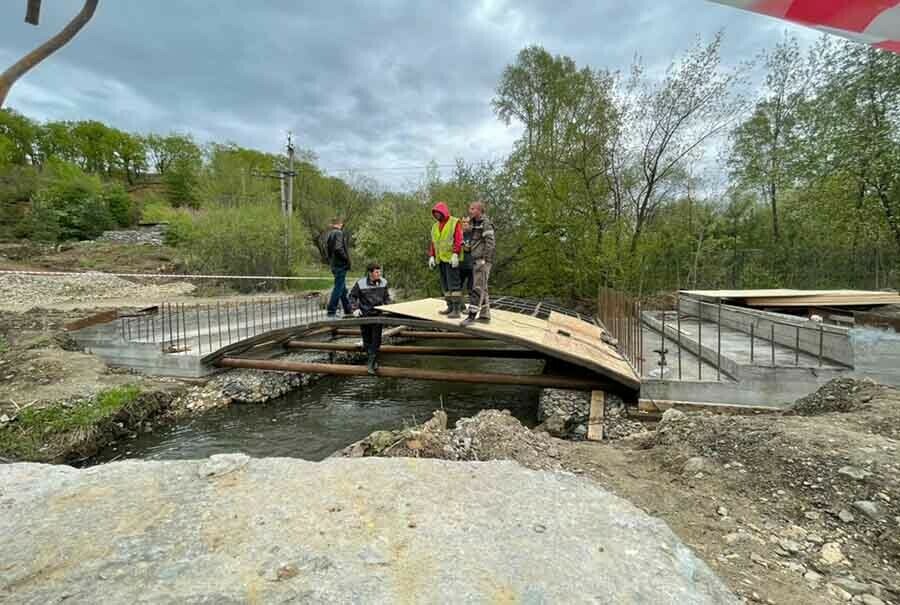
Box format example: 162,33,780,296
717,299,722,381
331,329,486,340
795,325,800,366
215,302,223,349
195,304,202,354
226,302,233,344
660,305,666,373
818,324,824,367
217,357,613,391
676,295,682,380
771,323,775,366
697,302,702,380
638,301,643,375
167,302,174,351
285,341,544,358
750,323,755,363
207,304,214,352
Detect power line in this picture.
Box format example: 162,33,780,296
323,163,459,173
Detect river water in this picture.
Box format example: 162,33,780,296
95,348,544,463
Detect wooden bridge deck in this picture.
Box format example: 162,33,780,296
380,298,640,390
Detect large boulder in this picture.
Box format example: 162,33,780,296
0,457,737,604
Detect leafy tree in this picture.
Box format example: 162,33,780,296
615,33,745,252
146,134,201,176
0,109,39,165
493,45,619,297
729,35,818,240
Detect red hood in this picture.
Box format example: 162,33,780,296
431,202,450,221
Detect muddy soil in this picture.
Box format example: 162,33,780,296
0,309,167,415
360,380,900,605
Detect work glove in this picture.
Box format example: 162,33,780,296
428,256,436,270
352,309,362,317
450,253,459,268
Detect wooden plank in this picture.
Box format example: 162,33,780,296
587,391,605,441
638,398,782,414
681,288,900,307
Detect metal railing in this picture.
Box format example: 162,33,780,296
116,295,325,355
597,288,643,375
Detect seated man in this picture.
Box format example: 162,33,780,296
349,262,391,375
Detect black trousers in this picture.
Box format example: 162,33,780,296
361,324,383,356
438,261,461,294
459,264,473,293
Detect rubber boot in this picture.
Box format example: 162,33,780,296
366,353,377,375
448,296,462,319
438,294,452,315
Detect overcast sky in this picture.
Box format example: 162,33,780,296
0,1,817,189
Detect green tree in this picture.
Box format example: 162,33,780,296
0,108,39,165
615,33,745,253
493,45,619,297
729,34,818,241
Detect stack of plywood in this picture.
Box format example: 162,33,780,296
680,289,900,308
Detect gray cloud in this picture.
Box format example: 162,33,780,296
0,0,818,188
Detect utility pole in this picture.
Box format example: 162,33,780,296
249,132,298,276
283,132,295,269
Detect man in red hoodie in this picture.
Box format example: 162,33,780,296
427,201,464,318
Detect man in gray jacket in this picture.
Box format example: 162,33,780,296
461,201,495,326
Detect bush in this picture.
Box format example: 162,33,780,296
23,160,138,241
355,196,438,296
0,164,39,239
178,204,307,289
103,183,138,227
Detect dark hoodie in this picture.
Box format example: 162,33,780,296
427,201,463,258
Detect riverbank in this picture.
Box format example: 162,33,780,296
0,299,348,463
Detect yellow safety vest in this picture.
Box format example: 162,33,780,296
431,216,463,263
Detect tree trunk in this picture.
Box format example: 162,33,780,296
0,0,99,108
768,180,779,241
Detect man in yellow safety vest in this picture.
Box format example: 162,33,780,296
427,201,464,318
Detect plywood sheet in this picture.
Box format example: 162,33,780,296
379,298,640,390
681,289,900,307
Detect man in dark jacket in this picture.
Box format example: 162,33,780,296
349,262,391,375
461,201,496,326
325,218,352,318
459,216,474,296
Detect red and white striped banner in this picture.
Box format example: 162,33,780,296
710,0,900,53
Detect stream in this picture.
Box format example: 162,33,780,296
94,347,544,462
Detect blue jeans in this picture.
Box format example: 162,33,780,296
327,267,352,315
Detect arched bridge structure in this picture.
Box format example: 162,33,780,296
69,296,641,399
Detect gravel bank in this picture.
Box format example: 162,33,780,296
0,273,195,310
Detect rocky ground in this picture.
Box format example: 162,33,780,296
0,456,739,604
348,378,900,605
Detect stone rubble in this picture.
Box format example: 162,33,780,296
536,387,647,440
96,224,167,246
177,351,355,413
